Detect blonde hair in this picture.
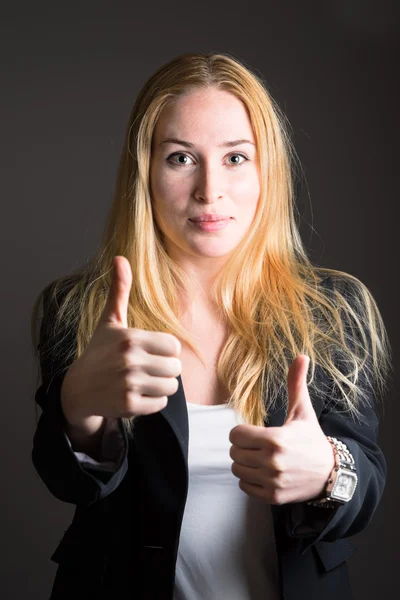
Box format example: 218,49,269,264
31,52,392,440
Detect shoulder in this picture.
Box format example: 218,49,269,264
317,270,371,313
314,270,378,364
318,270,364,293
41,274,81,310
35,274,82,352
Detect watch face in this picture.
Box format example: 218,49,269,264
331,469,358,501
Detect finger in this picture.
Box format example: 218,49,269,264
287,354,309,401
229,445,263,468
229,424,269,449
231,462,263,486
98,256,132,328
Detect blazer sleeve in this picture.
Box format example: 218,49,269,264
66,417,126,469
283,275,388,554
285,386,386,555
31,282,130,507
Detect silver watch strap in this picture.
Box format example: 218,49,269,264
328,436,356,471
306,436,356,508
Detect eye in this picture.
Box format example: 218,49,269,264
226,153,249,166
167,153,195,166
166,152,249,167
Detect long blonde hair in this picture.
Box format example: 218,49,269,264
31,52,392,440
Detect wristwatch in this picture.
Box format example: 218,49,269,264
306,436,358,509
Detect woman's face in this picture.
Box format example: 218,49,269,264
150,87,260,263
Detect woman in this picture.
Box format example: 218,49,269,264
31,52,392,600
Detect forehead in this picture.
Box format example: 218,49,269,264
153,88,255,143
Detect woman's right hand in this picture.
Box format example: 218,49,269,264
61,255,182,427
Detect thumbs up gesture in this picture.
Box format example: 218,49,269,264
229,355,335,504
61,256,183,426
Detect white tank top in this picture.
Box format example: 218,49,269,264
173,401,280,600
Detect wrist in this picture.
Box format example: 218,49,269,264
62,408,106,457
312,436,337,500
61,373,104,434
306,437,358,507
61,367,92,424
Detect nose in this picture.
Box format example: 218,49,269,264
194,161,224,204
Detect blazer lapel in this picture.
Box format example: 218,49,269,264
159,373,287,466
159,374,189,463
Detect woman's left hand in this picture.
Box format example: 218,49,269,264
229,354,335,504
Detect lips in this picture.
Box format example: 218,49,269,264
189,215,231,222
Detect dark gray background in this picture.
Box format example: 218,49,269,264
1,1,398,598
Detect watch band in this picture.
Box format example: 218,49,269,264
306,436,357,508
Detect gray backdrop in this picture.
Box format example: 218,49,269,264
1,1,398,598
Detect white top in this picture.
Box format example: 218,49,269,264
173,402,280,600
66,402,280,599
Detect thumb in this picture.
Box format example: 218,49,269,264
284,354,317,424
98,256,132,329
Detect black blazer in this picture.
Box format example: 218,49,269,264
32,276,387,600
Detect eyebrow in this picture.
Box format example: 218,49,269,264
159,138,255,148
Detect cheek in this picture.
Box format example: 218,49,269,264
233,175,260,209
230,164,260,193
151,168,185,208
151,181,187,235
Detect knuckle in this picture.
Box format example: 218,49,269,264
272,474,286,490
166,377,179,395
167,333,181,355
120,335,139,353
125,377,142,402
270,430,285,449
119,355,140,376
270,489,284,505
121,390,142,415
169,357,182,375
269,457,285,476
268,438,285,460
